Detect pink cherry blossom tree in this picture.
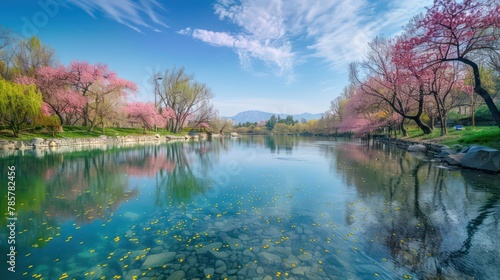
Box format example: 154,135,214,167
409,0,500,127
354,37,432,135
125,102,168,133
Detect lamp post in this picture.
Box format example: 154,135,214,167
154,75,163,132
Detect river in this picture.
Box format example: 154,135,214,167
1,136,499,279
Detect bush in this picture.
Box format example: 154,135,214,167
35,113,61,136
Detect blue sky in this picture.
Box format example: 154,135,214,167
0,0,431,116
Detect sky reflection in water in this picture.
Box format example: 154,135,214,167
1,136,499,279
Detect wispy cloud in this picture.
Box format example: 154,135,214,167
179,0,431,79
68,0,168,32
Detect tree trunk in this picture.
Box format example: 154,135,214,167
471,94,476,128
400,120,407,137
433,92,446,136
412,117,432,134
458,58,500,128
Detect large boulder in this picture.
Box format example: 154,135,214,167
408,144,427,153
436,146,456,158
30,138,45,146
443,153,465,166
460,146,500,172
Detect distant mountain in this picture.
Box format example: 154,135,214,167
228,110,323,125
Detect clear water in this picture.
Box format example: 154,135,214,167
1,136,499,280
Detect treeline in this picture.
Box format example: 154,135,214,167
316,0,500,137
234,114,353,136
0,27,228,137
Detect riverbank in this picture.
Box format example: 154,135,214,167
379,137,500,173
0,133,227,157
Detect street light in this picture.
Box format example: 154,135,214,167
154,76,163,111
154,75,163,132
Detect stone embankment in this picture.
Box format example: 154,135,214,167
0,133,219,156
380,138,500,173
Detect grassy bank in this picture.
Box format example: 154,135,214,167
0,126,183,141
401,126,500,149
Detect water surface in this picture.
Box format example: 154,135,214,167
1,136,499,279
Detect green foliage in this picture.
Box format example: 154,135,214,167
266,115,277,130
0,79,42,137
34,113,61,136
402,125,500,149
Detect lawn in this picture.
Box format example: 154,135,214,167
402,126,500,149
0,126,182,141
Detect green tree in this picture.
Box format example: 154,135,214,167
266,115,277,131
13,36,55,77
0,79,42,137
156,67,214,133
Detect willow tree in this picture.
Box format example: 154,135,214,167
156,67,214,133
0,79,42,137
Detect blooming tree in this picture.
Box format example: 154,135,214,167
125,102,171,133
410,0,500,127
156,67,215,133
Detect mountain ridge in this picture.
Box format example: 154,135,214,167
227,110,323,124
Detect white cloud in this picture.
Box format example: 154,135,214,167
68,0,168,32
179,0,431,79
184,28,294,80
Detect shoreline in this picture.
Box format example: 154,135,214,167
378,137,500,174
0,133,226,156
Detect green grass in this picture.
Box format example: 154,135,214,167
0,126,184,141
401,126,500,149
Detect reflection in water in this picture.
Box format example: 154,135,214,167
325,140,500,279
0,137,498,279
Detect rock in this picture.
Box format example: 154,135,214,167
124,269,142,280
291,266,311,275
283,255,300,268
30,138,45,146
220,232,242,250
256,266,264,275
154,134,161,139
450,144,465,152
123,211,140,221
49,140,57,147
99,135,107,139
141,252,176,269
243,249,254,257
215,260,227,274
15,141,25,150
204,268,215,278
443,153,465,166
166,270,185,280
258,252,281,265
196,242,222,254
209,250,229,259
436,147,456,158
263,276,272,280
297,252,313,261
1,143,15,150
408,144,427,153
461,145,500,172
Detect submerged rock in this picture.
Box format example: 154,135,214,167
141,252,176,269
166,270,186,280
408,144,427,153
443,153,465,166
123,211,140,221
258,252,282,265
